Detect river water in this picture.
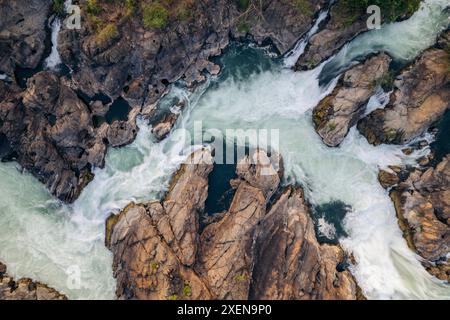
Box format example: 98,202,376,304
0,0,449,299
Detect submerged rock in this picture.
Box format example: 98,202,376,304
390,155,450,282
358,30,450,146
106,149,360,300
0,262,67,300
313,53,392,147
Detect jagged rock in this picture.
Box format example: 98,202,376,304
313,53,392,147
151,100,186,141
195,150,282,299
390,155,450,282
0,71,138,202
378,169,400,189
0,261,67,300
358,30,450,146
295,1,369,71
58,0,326,107
0,0,327,202
250,186,357,300
107,203,213,300
107,149,214,299
0,0,51,75
107,149,360,300
295,0,419,71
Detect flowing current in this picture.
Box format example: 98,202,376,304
0,0,449,299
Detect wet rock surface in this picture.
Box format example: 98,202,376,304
313,53,392,147
106,149,360,300
0,261,67,300
390,155,450,282
358,30,450,146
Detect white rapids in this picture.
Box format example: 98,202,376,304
0,0,449,300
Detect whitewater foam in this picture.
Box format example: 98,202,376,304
0,0,449,300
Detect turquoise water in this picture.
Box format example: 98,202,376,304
0,0,448,300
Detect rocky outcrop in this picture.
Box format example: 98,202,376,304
313,53,391,147
0,71,138,202
106,149,360,300
390,155,450,282
249,186,357,300
1,0,329,203
378,168,400,189
106,149,214,299
0,0,51,76
59,0,325,108
195,150,282,299
295,0,369,71
358,30,450,146
0,262,67,300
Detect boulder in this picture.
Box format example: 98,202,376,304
313,53,392,147
250,186,357,300
358,31,450,146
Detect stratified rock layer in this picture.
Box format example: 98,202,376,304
0,262,67,300
313,53,392,147
107,149,360,300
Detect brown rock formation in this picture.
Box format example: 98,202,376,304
390,155,450,282
378,169,400,189
358,30,450,146
249,186,357,300
107,149,214,299
313,53,392,147
107,149,360,300
0,261,66,300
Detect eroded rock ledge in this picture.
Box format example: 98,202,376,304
106,149,360,300
389,155,450,282
0,262,66,300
